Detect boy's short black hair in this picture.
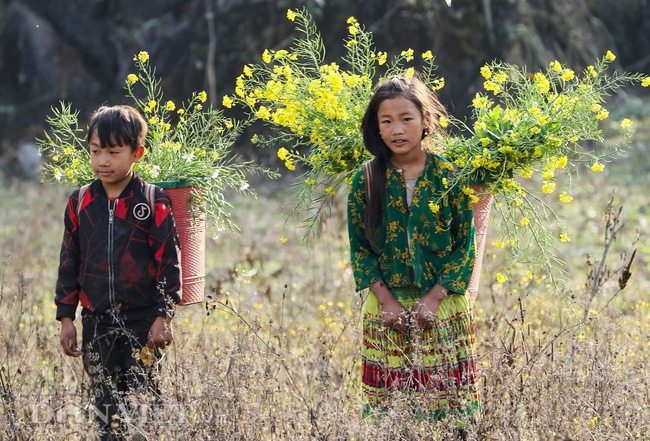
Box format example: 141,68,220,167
86,105,147,151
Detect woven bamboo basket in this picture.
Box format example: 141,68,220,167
153,181,205,306
467,184,493,306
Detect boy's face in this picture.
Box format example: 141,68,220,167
89,131,144,196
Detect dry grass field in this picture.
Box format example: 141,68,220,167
1,101,649,440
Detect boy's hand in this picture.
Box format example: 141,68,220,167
59,317,81,357
148,316,173,349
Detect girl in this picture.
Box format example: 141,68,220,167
347,75,480,423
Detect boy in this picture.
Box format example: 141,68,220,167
55,105,182,440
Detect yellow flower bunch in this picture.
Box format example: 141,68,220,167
227,7,443,235
226,8,649,270
438,54,648,272
38,51,276,231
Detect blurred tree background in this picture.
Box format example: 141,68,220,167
0,0,648,179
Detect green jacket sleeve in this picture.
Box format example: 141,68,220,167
347,168,383,291
436,179,476,294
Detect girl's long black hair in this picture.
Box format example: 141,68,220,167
360,74,448,248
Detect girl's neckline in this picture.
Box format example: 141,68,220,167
390,152,429,180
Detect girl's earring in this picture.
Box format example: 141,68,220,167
423,127,429,137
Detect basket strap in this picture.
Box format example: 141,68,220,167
362,160,373,203
145,182,156,214
76,183,91,219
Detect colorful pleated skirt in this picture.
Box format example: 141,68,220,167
362,287,481,420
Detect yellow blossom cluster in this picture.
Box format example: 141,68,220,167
39,51,276,232
439,52,647,272
226,7,444,236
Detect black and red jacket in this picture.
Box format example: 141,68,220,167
55,175,182,322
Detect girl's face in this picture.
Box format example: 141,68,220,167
377,96,427,161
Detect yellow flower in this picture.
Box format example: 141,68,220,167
483,80,500,94
127,74,138,85
280,237,288,243
243,65,253,77
262,49,272,63
177,108,185,115
287,9,296,21
534,72,550,93
596,109,609,120
519,167,533,179
278,147,289,160
542,171,554,180
257,106,271,120
605,50,616,62
400,48,414,62
137,51,149,63
422,50,434,60
472,93,489,109
325,186,336,195
550,60,562,73
621,118,633,128
479,137,491,147
404,67,415,78
560,234,571,243
493,71,507,83
559,192,573,203
492,240,505,248
377,51,387,66
480,65,492,79
431,77,445,90
520,218,530,226
439,116,449,128
561,69,575,81
285,159,296,171
591,162,605,172
642,77,650,87
542,180,556,194
225,119,234,129
222,95,233,108
587,65,597,77
429,202,440,213
198,91,207,103
165,100,176,111
556,156,568,168
496,273,508,283
474,121,486,131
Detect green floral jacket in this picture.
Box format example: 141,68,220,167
347,153,475,294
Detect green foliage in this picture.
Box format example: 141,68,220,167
227,8,649,278
37,51,278,232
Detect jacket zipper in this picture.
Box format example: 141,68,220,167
108,199,117,320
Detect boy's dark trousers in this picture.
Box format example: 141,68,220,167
82,312,159,441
